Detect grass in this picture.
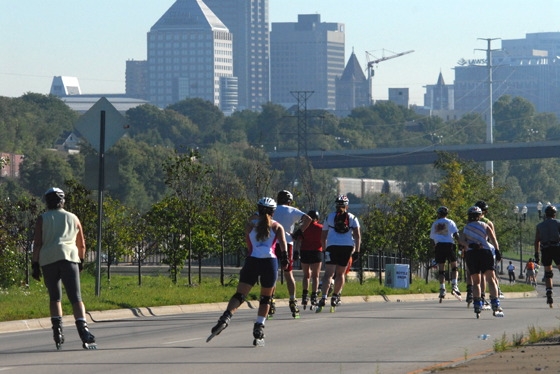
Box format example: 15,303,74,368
0,272,534,323
492,324,560,352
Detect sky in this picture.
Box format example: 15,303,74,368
1,0,559,106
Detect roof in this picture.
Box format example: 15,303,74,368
151,0,228,31
339,52,367,82
60,95,149,114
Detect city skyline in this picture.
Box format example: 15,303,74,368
1,0,559,106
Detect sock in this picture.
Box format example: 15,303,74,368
256,316,266,324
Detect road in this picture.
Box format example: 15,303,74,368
0,293,558,374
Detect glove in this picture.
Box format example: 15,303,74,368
32,262,42,281
291,229,304,240
534,252,540,265
280,251,289,270
494,248,502,262
78,259,84,272
351,251,360,262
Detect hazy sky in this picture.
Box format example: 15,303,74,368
1,0,559,105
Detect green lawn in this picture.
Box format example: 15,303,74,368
0,272,533,322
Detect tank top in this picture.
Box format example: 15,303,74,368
247,222,278,259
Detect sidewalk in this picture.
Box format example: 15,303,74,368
0,290,537,335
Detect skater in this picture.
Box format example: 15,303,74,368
429,206,461,302
507,261,516,284
475,200,504,301
460,206,503,318
298,210,323,310
317,195,361,312
208,197,288,345
31,187,96,349
533,204,560,307
270,190,312,318
524,259,537,286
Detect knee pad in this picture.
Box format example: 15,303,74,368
260,295,272,306
438,270,445,276
545,270,554,279
232,292,245,305
451,267,458,272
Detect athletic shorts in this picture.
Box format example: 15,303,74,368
434,242,457,264
465,248,495,274
42,260,82,304
300,250,323,264
275,243,294,272
324,245,353,267
239,256,278,288
541,246,560,267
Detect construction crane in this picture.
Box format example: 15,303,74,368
366,49,414,105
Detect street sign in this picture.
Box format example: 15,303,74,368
74,97,126,152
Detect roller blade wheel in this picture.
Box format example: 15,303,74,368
493,310,505,317
82,342,97,350
53,330,64,350
315,299,326,313
438,290,445,303
253,338,265,347
452,289,462,301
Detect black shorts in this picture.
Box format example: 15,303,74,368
239,257,278,288
465,248,495,274
434,242,457,264
300,250,323,264
541,246,560,267
324,245,353,267
42,260,82,304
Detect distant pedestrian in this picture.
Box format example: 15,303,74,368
507,261,516,284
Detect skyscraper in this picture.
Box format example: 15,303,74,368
203,0,270,111
147,0,235,109
271,14,345,110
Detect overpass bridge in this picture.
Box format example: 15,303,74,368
268,140,560,169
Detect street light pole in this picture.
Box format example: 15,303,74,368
514,205,527,280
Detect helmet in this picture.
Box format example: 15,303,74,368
257,197,277,210
475,200,489,211
44,187,65,204
468,206,482,215
335,195,349,206
307,210,319,220
545,205,557,217
436,206,448,216
277,190,293,205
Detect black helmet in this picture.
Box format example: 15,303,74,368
44,187,65,204
545,205,557,217
437,206,448,216
335,195,349,206
307,210,319,220
277,190,293,205
475,200,489,211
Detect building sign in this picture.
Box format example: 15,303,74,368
457,58,487,66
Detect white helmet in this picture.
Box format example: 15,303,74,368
258,197,277,210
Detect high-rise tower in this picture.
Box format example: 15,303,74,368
271,14,345,110
203,0,270,111
147,0,235,109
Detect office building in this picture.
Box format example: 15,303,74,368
147,0,235,109
271,14,345,110
454,32,560,119
203,0,270,111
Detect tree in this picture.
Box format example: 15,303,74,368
163,149,213,285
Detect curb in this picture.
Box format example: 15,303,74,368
0,291,538,334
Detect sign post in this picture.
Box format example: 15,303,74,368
75,97,126,296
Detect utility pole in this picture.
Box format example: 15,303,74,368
476,38,500,187
290,90,315,208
